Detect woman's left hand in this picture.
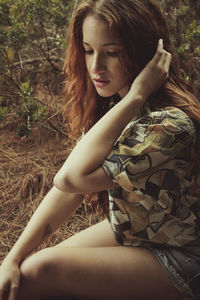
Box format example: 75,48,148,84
129,39,172,100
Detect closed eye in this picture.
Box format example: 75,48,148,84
84,49,118,57
106,51,118,57
84,49,93,55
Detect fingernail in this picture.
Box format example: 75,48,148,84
159,39,163,44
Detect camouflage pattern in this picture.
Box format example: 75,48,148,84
102,105,200,247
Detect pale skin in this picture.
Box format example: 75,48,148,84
0,14,183,300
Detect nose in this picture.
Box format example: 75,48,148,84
91,53,106,74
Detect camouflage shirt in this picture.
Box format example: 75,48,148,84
102,105,200,247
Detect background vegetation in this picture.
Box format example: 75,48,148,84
0,0,200,283
0,0,103,266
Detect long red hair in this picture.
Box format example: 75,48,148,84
63,0,200,212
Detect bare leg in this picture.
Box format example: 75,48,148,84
54,219,119,248
18,246,181,300
16,220,182,300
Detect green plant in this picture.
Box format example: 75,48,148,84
16,82,48,137
0,0,74,136
159,0,200,96
0,96,9,121
177,20,200,55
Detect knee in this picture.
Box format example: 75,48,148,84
20,248,53,280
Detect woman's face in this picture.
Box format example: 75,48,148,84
82,14,131,98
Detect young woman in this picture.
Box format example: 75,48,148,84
0,0,200,299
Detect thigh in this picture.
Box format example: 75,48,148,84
55,219,119,248
19,246,182,300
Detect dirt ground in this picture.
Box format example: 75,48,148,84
0,115,102,264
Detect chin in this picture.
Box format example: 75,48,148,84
96,88,118,98
96,85,130,99
97,92,113,98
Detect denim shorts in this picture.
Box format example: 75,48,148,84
149,245,200,299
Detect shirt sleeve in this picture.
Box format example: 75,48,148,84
101,106,196,191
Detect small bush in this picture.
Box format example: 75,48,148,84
0,0,74,136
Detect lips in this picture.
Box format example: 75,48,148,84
93,78,110,88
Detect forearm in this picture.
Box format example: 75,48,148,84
4,187,83,264
72,92,143,169
55,92,143,181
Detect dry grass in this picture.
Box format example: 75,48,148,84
0,112,102,264
0,3,199,299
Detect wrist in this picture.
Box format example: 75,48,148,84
125,89,145,106
3,250,24,265
2,257,20,268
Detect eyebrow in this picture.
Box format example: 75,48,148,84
83,42,118,46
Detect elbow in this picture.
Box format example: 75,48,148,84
53,172,78,193
53,173,68,192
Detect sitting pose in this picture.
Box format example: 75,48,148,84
0,0,200,299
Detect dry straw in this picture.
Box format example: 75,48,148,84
0,116,102,264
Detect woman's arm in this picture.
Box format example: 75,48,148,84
54,39,171,193
2,187,82,265
0,188,82,300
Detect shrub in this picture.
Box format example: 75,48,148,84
0,0,74,136
159,0,200,97
0,0,199,137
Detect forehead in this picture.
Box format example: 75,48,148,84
82,14,117,45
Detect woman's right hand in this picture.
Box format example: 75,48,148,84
0,259,20,300
129,39,172,101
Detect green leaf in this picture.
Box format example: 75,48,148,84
0,106,9,121
177,5,189,17
186,29,191,41
184,43,191,51
16,121,32,137
33,106,48,122
195,46,200,56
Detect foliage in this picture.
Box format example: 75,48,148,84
159,0,200,96
0,0,200,137
16,82,48,137
0,0,74,136
0,96,9,121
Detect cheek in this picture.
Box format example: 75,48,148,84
85,56,91,74
114,66,130,85
112,60,127,77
